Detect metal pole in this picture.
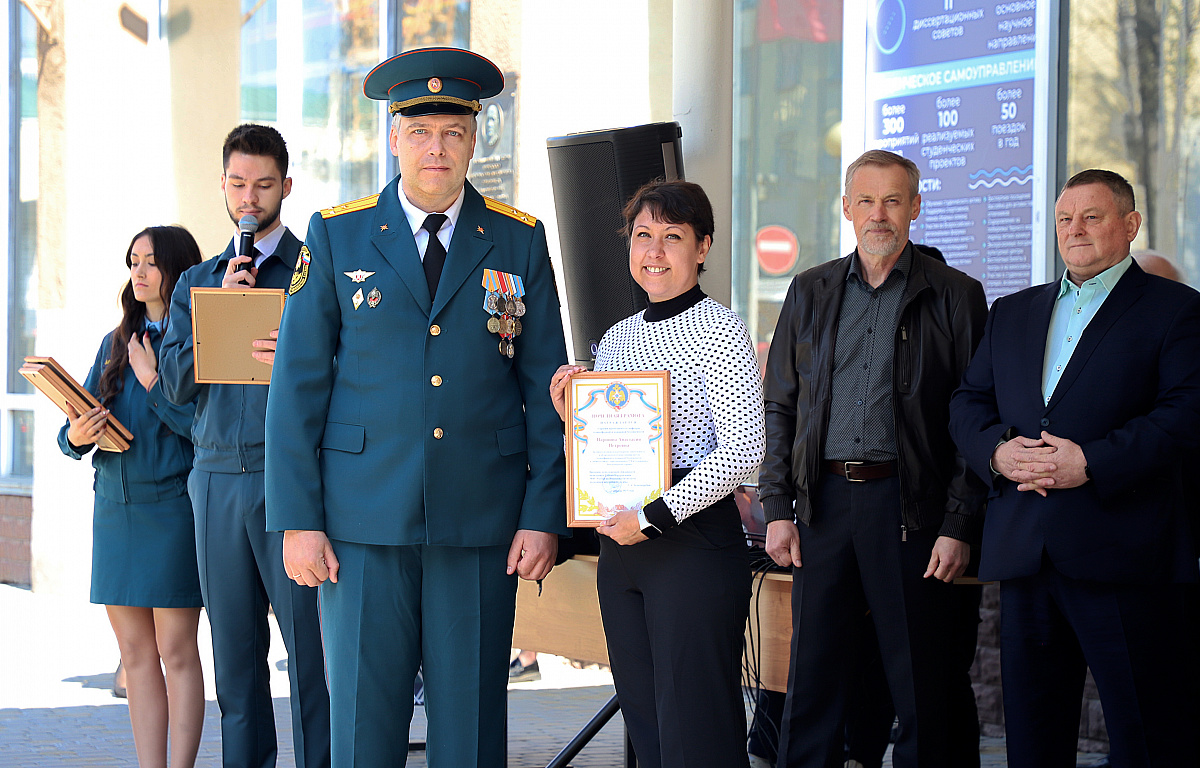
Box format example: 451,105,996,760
544,694,624,768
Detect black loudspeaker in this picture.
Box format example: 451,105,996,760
547,122,685,365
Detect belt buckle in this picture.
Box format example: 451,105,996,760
843,460,866,482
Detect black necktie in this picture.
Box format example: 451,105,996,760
422,213,449,300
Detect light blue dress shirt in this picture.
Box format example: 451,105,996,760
1041,255,1133,404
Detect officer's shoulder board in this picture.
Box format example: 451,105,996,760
321,194,380,219
484,197,536,227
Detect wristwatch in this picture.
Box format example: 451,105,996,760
636,508,662,540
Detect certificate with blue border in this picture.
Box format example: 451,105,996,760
565,371,672,528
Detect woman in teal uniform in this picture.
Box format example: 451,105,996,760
59,225,205,768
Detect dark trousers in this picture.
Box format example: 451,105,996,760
597,499,751,768
776,475,953,768
844,583,982,768
1000,562,1198,768
190,469,331,768
319,541,515,768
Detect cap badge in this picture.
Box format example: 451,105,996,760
427,77,443,93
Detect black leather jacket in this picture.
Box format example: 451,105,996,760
759,245,989,540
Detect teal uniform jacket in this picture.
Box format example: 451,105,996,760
59,329,197,499
264,179,568,546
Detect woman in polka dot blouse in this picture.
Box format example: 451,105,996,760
551,179,766,768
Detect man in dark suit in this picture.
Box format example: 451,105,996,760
263,48,567,768
159,124,331,768
950,169,1200,767
760,150,988,768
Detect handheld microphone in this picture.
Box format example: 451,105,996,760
238,215,259,262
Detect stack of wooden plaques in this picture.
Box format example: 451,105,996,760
20,356,133,452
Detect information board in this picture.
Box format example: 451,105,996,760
843,0,1060,300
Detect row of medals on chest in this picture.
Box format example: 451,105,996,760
486,291,525,358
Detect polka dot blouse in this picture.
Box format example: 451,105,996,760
595,290,766,523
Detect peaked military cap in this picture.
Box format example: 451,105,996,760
364,47,503,117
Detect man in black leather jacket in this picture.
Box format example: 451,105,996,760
759,150,988,768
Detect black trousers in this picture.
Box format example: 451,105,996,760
1000,562,1198,768
597,497,751,768
776,474,954,768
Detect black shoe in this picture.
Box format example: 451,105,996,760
112,662,127,699
508,658,541,683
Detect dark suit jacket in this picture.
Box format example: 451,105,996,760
950,260,1200,584
264,178,567,547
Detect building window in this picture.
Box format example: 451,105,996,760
2,1,39,483
1065,3,1200,285
731,0,844,369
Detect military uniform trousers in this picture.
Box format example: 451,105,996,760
776,474,954,768
319,539,516,768
190,468,331,768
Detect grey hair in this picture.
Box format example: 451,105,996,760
844,150,920,199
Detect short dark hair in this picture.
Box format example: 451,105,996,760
222,124,289,179
1060,169,1136,215
621,179,714,274
844,150,920,199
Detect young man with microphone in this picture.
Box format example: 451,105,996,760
159,123,331,768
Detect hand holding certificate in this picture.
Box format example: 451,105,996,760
565,371,671,527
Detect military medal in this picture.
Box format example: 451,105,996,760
482,268,526,358
367,287,382,308
509,274,526,317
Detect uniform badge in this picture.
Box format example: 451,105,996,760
289,246,312,295
367,287,382,308
344,270,376,283
352,288,364,310
428,77,443,93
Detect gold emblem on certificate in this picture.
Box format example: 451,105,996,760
565,371,672,527
481,268,526,357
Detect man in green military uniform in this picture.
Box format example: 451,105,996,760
264,48,568,767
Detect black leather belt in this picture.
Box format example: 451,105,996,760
825,460,898,482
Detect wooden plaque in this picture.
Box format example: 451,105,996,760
20,356,132,452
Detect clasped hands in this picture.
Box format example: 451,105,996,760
991,431,1089,497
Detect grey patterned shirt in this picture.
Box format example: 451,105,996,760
823,246,911,462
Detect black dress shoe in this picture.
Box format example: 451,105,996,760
508,657,541,683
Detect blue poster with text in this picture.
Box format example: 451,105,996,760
866,0,1037,300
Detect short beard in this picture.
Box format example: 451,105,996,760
227,204,279,234
858,226,901,259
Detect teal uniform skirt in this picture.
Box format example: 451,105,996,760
90,491,203,608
